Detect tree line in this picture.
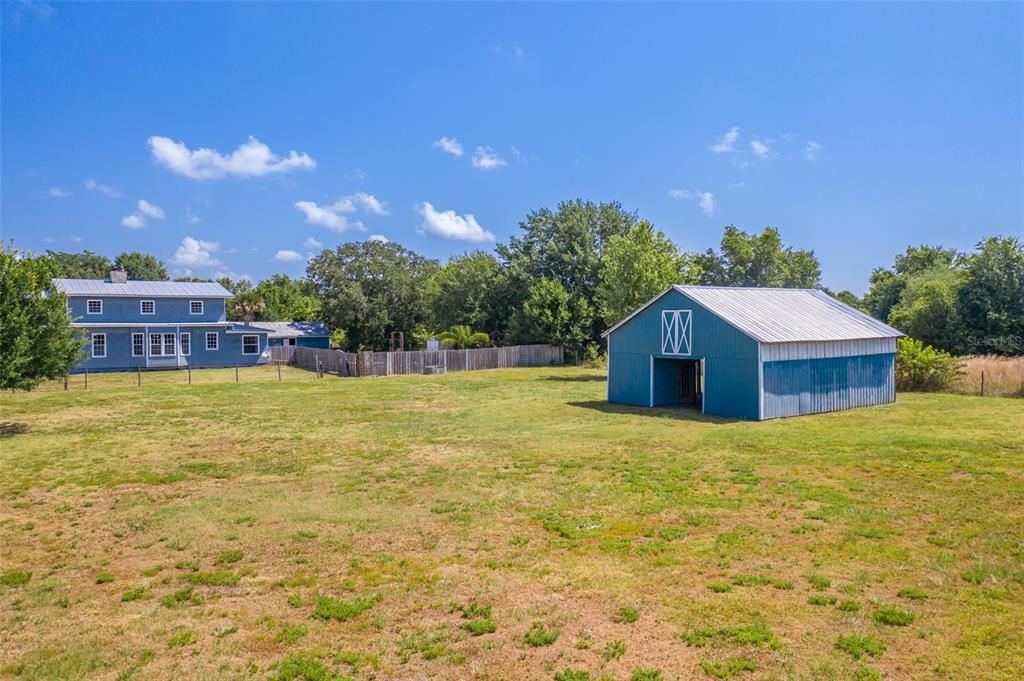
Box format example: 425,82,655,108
27,199,1024,361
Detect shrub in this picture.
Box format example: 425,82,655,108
873,606,915,626
895,337,960,391
836,633,886,660
524,621,559,647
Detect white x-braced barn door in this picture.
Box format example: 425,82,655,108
661,309,692,355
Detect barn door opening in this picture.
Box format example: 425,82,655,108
678,359,701,407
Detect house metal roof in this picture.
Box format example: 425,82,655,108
603,285,903,344
248,321,331,338
53,278,234,298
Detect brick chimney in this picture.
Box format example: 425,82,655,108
110,269,128,284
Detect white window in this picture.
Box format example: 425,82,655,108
91,333,106,358
163,333,176,356
132,333,144,357
206,332,219,351
242,335,259,355
87,299,102,314
150,333,163,356
180,332,191,356
140,300,155,315
190,300,204,315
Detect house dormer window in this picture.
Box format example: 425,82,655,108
141,300,155,315
190,300,204,315
87,300,102,314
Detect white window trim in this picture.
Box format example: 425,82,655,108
87,299,102,315
91,333,107,358
189,300,204,315
150,333,164,356
140,300,156,315
206,332,219,351
242,335,260,355
163,333,176,356
180,332,191,356
132,332,144,357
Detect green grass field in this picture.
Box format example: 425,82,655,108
1,366,1022,681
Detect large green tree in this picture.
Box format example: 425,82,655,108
595,221,696,327
498,200,638,340
887,265,964,352
425,251,510,337
957,236,1024,354
863,245,959,322
46,250,113,279
1,247,84,390
509,278,592,358
113,251,169,280
254,274,322,321
306,240,437,351
695,226,822,288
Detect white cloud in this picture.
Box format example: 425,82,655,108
368,234,389,243
42,236,56,244
148,135,316,180
433,136,464,157
471,146,507,170
415,202,495,242
303,236,323,249
804,141,823,161
750,139,770,158
273,249,305,263
496,45,525,58
137,199,165,220
121,214,146,229
710,127,740,153
345,168,368,181
293,192,386,232
669,188,716,217
70,235,82,243
172,237,222,268
83,178,122,198
185,207,201,224
49,187,72,198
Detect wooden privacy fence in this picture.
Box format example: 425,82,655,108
267,345,297,365
289,344,562,378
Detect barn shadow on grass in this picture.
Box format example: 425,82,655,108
567,401,743,424
0,422,30,438
540,374,606,382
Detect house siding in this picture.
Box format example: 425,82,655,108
74,326,268,373
69,296,227,324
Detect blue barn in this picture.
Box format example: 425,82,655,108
54,271,272,373
603,286,903,420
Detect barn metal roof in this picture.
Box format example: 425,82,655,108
53,278,233,298
248,321,331,338
603,285,903,343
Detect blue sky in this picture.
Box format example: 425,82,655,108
2,1,1021,293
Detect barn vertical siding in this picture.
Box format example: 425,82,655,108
761,353,895,419
606,289,761,419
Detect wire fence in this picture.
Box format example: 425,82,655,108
34,364,319,392
291,344,563,377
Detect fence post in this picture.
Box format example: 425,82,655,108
235,365,239,383
64,375,68,391
981,370,985,397
188,366,192,385
278,363,282,381
85,369,88,390
138,367,141,387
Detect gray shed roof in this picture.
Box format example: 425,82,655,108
53,278,233,298
249,321,331,338
603,285,903,343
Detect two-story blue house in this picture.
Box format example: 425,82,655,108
54,271,272,373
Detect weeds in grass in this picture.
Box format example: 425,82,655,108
897,588,928,600
873,606,915,626
807,574,831,590
120,587,144,602
681,627,716,647
140,565,162,577
271,652,332,681
95,572,115,584
524,621,559,647
214,625,238,639
160,587,196,608
771,578,794,590
167,630,196,648
397,629,448,663
554,670,592,681
216,549,244,565
312,593,381,621
617,605,640,623
294,530,319,541
836,633,886,660
731,574,771,587
962,564,1005,585
721,621,782,649
174,560,199,572
462,618,497,636
837,599,860,612
708,582,732,593
700,656,756,679
631,670,664,681
287,593,304,608
276,622,308,644
0,570,31,587
186,571,239,586
808,595,837,606
603,639,626,661
853,666,882,681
